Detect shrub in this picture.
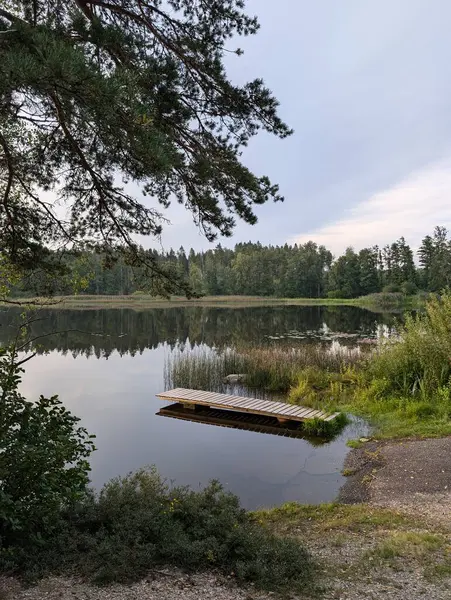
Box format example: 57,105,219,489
0,345,95,564
302,414,348,437
12,469,313,591
360,292,405,309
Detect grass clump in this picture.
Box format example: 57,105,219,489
367,531,445,561
358,291,426,310
368,292,451,396
302,414,348,438
255,502,416,535
242,345,363,392
2,468,313,591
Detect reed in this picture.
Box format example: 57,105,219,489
165,342,365,394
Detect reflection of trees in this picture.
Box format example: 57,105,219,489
0,306,396,358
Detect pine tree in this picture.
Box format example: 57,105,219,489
0,1,291,292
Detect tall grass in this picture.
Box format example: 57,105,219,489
336,292,451,437
167,293,451,438
242,343,364,392
165,343,366,394
165,345,246,391
368,292,451,395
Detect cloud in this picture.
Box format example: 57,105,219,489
290,158,451,255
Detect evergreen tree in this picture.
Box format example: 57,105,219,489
0,1,291,292
358,247,379,295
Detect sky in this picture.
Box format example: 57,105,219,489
147,0,451,256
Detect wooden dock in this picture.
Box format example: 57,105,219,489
156,388,339,424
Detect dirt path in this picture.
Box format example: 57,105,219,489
340,436,451,527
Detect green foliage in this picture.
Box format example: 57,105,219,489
327,247,361,298
419,226,451,291
301,413,348,438
288,366,360,410
327,290,342,299
368,292,451,395
6,468,313,591
358,292,406,309
383,284,401,293
0,344,95,564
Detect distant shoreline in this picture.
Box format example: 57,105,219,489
1,293,422,311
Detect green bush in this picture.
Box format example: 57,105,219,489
383,283,401,293
10,468,312,590
0,345,95,560
302,413,348,437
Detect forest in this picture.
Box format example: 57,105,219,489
10,226,451,299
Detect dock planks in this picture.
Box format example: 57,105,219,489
157,387,339,423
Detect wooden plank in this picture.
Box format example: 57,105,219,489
281,405,306,416
284,407,310,419
232,397,263,409
297,408,321,419
244,400,276,410
324,413,340,422
268,404,293,415
188,391,215,401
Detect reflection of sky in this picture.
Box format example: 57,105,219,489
19,346,364,509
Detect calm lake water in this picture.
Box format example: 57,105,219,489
0,305,394,509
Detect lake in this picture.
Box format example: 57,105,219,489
0,304,394,509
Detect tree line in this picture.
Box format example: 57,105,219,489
10,226,451,299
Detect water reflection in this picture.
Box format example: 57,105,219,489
158,402,335,444
0,304,396,356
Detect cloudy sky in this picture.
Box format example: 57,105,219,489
153,0,451,255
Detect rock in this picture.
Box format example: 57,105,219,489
223,374,247,384
359,437,371,443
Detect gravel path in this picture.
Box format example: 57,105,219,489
340,436,451,527
0,574,271,600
